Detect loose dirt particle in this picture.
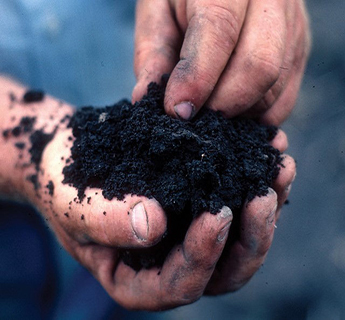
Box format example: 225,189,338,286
9,92,16,102
14,142,25,150
23,90,45,103
27,174,40,191
46,180,54,196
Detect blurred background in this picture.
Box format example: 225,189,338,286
0,0,344,319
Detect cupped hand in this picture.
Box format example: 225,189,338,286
29,125,294,311
29,125,232,311
132,0,311,125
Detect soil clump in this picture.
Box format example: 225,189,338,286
62,82,283,270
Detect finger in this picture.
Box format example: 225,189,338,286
259,1,311,125
272,154,296,213
259,65,302,125
270,129,288,153
132,0,181,103
206,188,278,294
63,192,167,248
241,0,298,121
107,206,233,310
207,0,287,118
164,0,249,120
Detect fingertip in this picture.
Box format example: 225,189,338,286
271,129,288,152
243,188,278,231
267,186,278,201
173,101,196,120
274,154,296,189
216,206,233,242
141,198,167,246
281,154,296,174
132,82,147,104
245,187,277,213
84,194,166,248
218,206,233,221
273,154,296,208
185,206,233,254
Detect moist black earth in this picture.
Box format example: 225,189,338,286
62,81,283,270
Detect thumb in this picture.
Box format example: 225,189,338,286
60,192,167,248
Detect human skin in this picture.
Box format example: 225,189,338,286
132,0,311,125
0,76,295,310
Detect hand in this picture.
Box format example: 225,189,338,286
32,125,230,311
132,0,311,125
206,130,296,294
1,77,295,311
34,127,293,311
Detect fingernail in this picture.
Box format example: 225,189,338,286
174,101,195,120
218,206,233,221
217,206,233,242
131,202,148,241
217,222,232,242
267,187,276,195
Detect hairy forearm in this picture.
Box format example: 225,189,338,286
0,76,74,200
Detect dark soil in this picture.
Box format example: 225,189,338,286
29,129,56,171
62,81,283,270
23,90,45,103
2,91,56,191
46,181,54,196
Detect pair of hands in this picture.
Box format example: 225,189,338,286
29,0,308,311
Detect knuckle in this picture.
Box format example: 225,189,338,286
250,54,280,88
170,287,202,306
197,5,241,52
162,265,204,306
134,41,177,78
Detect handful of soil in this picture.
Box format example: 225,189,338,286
62,81,282,270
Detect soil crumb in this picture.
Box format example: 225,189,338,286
14,142,26,150
29,129,56,171
23,90,45,103
2,113,56,190
27,174,40,191
46,180,54,196
62,81,283,270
